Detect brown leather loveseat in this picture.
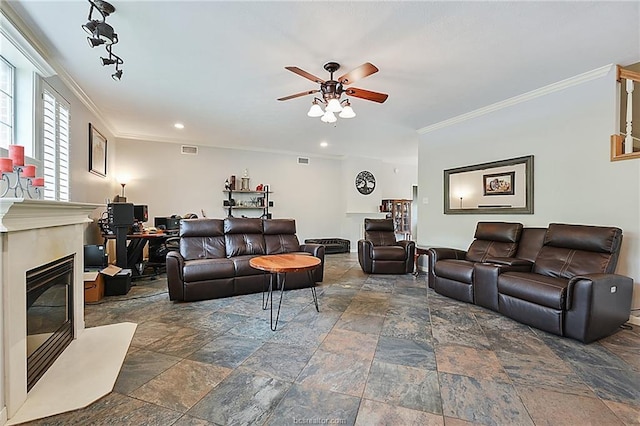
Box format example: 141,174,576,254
166,217,324,302
428,222,633,343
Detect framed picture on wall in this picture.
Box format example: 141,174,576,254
89,123,107,177
483,171,515,196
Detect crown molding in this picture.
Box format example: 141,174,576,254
1,2,116,137
417,64,614,135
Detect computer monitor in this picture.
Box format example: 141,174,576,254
133,205,148,223
84,244,107,271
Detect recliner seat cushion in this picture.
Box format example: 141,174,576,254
499,272,568,309
371,246,406,261
434,259,475,284
183,258,235,282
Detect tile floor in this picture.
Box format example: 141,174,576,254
22,253,640,425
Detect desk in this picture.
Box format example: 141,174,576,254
102,231,179,279
249,254,321,331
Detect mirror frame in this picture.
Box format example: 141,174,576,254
444,155,534,214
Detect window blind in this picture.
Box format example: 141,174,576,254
42,84,70,201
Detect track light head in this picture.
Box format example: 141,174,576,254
81,20,98,35
87,37,105,47
111,69,123,81
101,56,117,65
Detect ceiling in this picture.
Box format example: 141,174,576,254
6,1,640,163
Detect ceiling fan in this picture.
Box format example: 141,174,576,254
277,61,388,122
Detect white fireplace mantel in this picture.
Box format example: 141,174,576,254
0,198,102,232
0,198,102,423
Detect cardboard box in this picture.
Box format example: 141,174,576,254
84,271,105,303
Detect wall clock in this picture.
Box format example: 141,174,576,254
355,170,376,195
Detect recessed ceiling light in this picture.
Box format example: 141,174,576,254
320,141,328,147
174,123,185,129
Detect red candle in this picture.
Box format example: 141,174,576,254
22,165,36,178
0,157,13,173
8,145,24,167
32,177,45,187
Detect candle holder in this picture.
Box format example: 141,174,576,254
0,166,44,199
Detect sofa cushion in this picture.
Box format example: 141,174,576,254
263,219,296,235
474,222,523,243
183,258,235,282
371,245,406,261
466,240,518,263
545,223,622,254
434,259,475,284
498,271,568,310
364,219,397,246
180,219,226,260
232,255,262,277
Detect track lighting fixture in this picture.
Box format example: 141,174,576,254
82,0,124,80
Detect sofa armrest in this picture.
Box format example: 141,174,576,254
299,243,325,282
166,251,186,301
474,262,534,311
484,257,533,269
565,273,634,343
426,247,467,289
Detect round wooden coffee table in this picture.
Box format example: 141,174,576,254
250,253,321,330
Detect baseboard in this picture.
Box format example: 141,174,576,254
628,315,640,326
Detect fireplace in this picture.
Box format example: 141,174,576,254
1,198,101,423
26,254,75,392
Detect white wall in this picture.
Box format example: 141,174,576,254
113,139,417,250
418,66,640,309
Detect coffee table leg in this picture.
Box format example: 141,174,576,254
262,271,272,310
271,272,287,331
308,270,319,312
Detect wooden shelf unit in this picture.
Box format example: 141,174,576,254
223,188,272,218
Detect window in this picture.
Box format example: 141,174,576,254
41,82,70,201
0,56,14,148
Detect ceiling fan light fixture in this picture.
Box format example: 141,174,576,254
321,111,337,123
339,104,356,119
307,102,324,118
326,98,343,113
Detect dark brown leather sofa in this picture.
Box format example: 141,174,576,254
358,218,415,274
428,222,633,343
166,218,324,302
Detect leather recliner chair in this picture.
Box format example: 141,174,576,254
497,223,633,343
428,222,523,303
358,218,415,274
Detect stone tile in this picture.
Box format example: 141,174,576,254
363,360,442,414
439,373,533,425
320,328,379,360
317,292,355,312
430,309,490,349
483,328,558,358
296,350,371,397
435,344,509,383
171,415,217,426
227,315,290,340
443,417,480,425
265,384,361,426
344,291,391,317
602,399,640,425
114,348,182,394
145,326,218,358
571,363,640,405
131,359,232,412
381,314,432,342
355,398,444,425
187,369,290,425
496,350,594,397
392,286,429,299
189,312,252,334
540,333,629,369
241,342,315,382
334,312,385,335
187,334,264,368
267,321,329,348
375,335,436,370
516,385,624,426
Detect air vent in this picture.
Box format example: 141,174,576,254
181,145,198,155
297,157,310,165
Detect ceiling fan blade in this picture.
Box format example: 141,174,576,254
338,62,379,85
285,66,325,84
277,89,320,101
344,87,388,103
